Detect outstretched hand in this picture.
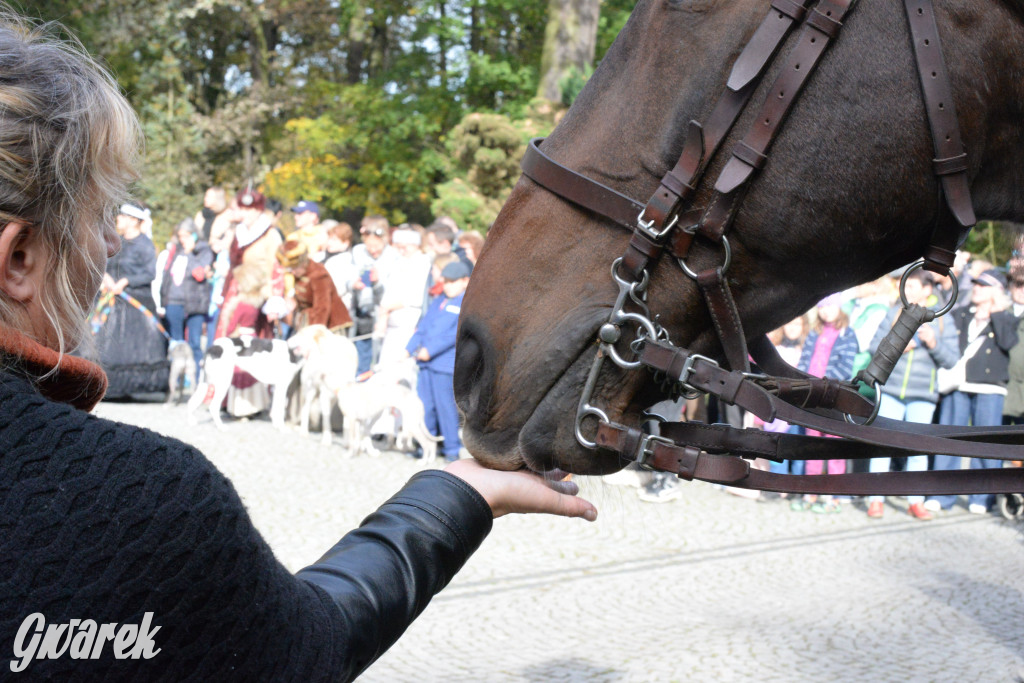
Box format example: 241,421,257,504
445,459,597,522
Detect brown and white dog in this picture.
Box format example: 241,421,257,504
187,336,303,430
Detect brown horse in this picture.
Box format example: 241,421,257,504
455,0,1024,476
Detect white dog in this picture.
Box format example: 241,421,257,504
336,371,442,462
288,325,359,445
165,340,197,405
187,337,303,430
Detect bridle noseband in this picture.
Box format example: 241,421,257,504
520,0,1024,496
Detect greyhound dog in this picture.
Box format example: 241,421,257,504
187,337,303,430
335,370,442,462
165,340,197,405
288,325,359,445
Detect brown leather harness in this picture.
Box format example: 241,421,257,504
518,0,1024,496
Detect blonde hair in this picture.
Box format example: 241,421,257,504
0,9,142,354
812,308,849,333
432,253,459,272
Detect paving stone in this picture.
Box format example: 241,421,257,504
95,401,1024,681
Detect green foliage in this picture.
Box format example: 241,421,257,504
430,111,526,231
595,0,635,64
559,64,593,107
447,113,523,197
431,178,503,234
26,0,634,232
964,221,1021,269
264,84,446,224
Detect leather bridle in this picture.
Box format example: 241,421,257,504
518,0,1024,496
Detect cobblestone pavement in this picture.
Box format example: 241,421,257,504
96,400,1024,682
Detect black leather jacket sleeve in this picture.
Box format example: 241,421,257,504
295,469,493,681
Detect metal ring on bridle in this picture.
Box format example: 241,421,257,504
844,381,882,425
575,405,610,449
612,257,650,291
605,312,659,369
678,235,732,279
899,259,958,317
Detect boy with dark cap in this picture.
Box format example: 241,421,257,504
406,261,470,462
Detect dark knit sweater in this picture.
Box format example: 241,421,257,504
0,340,492,680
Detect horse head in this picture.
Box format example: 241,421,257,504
456,0,1024,475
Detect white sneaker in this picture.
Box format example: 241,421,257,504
968,503,988,515
602,467,643,488
923,499,942,513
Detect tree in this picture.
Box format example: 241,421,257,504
25,0,634,235
535,0,600,103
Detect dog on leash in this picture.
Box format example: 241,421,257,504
335,371,442,461
166,341,197,404
187,337,303,430
288,325,359,445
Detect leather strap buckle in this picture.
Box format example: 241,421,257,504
636,210,680,242
635,433,674,471
678,353,719,388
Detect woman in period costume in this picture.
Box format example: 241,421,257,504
278,239,353,333
214,188,283,417
90,203,168,397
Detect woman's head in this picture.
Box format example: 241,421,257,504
232,188,266,226
814,293,848,330
0,10,142,352
117,203,149,239
176,218,198,253
362,231,386,259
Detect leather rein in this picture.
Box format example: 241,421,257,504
519,0,1024,496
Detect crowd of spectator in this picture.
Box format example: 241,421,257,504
89,186,483,463
632,249,1024,518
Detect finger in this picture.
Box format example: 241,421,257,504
515,475,596,521
544,479,580,497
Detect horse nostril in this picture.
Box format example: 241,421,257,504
454,322,494,427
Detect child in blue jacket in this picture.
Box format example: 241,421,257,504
406,261,470,461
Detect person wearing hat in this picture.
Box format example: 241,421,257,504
91,202,168,397
349,217,397,372
864,269,959,520
405,260,471,462
213,188,283,340
277,239,352,332
792,293,860,513
927,267,1019,515
288,200,327,261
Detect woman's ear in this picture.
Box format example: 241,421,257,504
0,222,44,303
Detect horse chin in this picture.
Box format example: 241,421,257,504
514,346,647,476
462,343,649,476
